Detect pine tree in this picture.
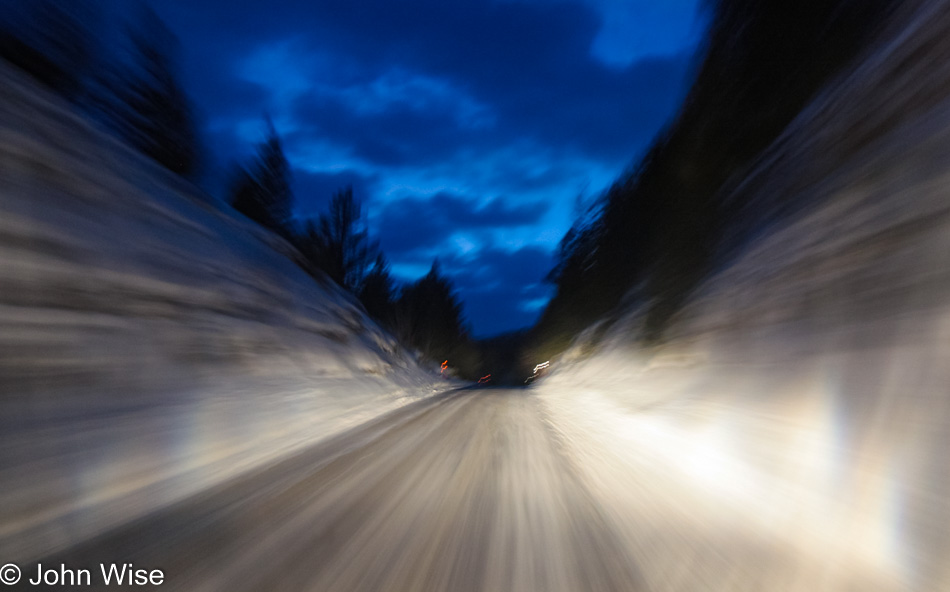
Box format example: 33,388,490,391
395,261,467,359
0,0,94,101
304,187,377,291
359,253,395,325
231,119,293,234
117,9,199,177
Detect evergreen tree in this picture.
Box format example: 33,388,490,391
0,0,95,101
359,253,395,325
395,261,467,360
231,119,293,234
393,261,481,377
117,9,199,177
532,0,895,350
304,187,377,292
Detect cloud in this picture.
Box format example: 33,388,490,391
148,0,701,335
292,168,379,218
291,93,486,168
578,0,706,66
389,244,556,336
375,193,548,256
158,0,694,171
440,246,556,337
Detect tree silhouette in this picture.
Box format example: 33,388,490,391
302,187,377,292
0,0,96,101
359,253,395,326
230,119,293,234
395,261,467,359
531,0,895,353
116,9,199,177
392,261,481,376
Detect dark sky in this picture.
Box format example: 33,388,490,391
150,0,703,337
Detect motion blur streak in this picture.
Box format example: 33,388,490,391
4,1,950,591
540,348,924,591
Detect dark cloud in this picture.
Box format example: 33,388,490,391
157,0,693,170
283,38,689,170
290,94,482,168
507,54,692,158
376,193,548,255
440,246,556,337
444,246,552,289
292,169,378,217
147,0,699,335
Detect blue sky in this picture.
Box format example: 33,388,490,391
151,0,705,336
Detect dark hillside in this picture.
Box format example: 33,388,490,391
531,0,897,359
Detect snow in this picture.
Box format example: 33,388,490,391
532,2,950,588
0,62,451,562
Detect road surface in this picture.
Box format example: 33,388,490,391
21,387,902,591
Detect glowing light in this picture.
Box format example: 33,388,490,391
526,361,550,383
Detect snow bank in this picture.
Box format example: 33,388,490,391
535,2,950,588
0,63,448,562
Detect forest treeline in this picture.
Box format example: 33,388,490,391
2,0,900,382
1,1,481,378
526,0,898,363
229,124,482,376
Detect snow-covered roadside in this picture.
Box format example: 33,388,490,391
532,2,950,588
536,314,950,590
0,62,453,562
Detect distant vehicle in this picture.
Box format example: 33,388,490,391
477,374,492,385
525,361,550,384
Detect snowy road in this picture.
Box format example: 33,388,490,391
19,384,911,591
23,388,643,591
